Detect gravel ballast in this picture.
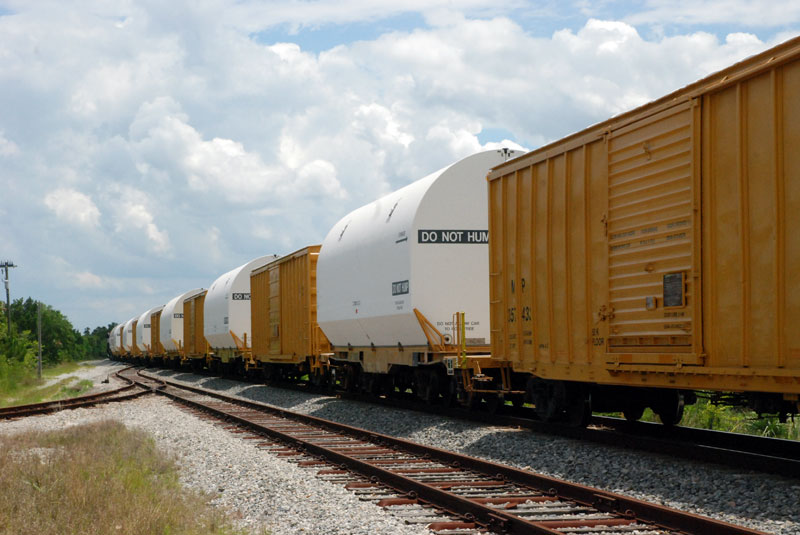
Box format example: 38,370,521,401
0,362,431,535
3,361,798,534
149,368,800,535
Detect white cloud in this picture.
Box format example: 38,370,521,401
74,271,106,289
43,188,101,228
1,0,795,330
625,0,800,27
292,159,347,199
0,131,20,156
125,203,171,255
106,185,171,255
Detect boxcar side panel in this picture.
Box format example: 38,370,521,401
184,293,206,357
490,38,800,393
606,101,700,361
150,310,164,356
784,61,800,367
703,57,800,373
250,266,270,358
489,136,607,375
251,246,330,364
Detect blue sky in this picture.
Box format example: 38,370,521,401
0,0,798,331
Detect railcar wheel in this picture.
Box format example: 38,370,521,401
341,364,359,392
441,377,458,407
532,380,563,423
623,404,645,422
486,394,503,414
654,391,685,426
415,369,440,404
310,368,325,387
564,384,591,427
262,364,275,383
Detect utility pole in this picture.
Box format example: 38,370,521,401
1,260,17,338
37,301,43,379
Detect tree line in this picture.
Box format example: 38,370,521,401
1,297,114,387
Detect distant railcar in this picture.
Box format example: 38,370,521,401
250,245,331,382
160,288,205,368
183,290,209,368
136,305,164,363
121,317,139,360
204,255,275,372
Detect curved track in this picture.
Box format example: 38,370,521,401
0,366,157,420
131,369,766,535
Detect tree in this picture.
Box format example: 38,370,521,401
10,298,82,365
0,303,38,390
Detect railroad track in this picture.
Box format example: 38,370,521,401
304,380,800,479
133,369,766,535
146,365,800,480
406,401,800,480
0,366,159,420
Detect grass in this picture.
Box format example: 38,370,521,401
635,396,800,440
0,361,98,408
0,420,262,535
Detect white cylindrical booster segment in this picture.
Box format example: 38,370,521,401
204,255,276,351
160,288,204,352
317,149,521,349
114,324,124,354
135,305,163,355
108,326,119,354
122,317,137,352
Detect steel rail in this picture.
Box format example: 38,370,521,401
292,381,800,479
137,364,800,478
139,364,800,478
138,370,767,535
0,366,150,419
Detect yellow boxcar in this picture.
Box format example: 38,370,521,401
487,36,800,421
250,246,331,378
183,291,208,360
130,320,141,358
150,309,165,358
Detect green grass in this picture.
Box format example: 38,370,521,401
0,420,263,535
42,360,84,378
633,397,800,440
0,361,98,408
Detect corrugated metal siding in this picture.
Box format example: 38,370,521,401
184,293,206,357
269,265,281,355
489,138,607,373
131,321,140,356
250,246,331,363
150,310,164,355
250,266,270,358
703,57,800,371
488,36,800,392
606,102,699,354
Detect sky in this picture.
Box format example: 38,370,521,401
1,0,798,332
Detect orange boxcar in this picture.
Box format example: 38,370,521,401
250,246,331,380
486,36,800,422
183,290,208,361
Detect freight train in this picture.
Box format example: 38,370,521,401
110,36,800,427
